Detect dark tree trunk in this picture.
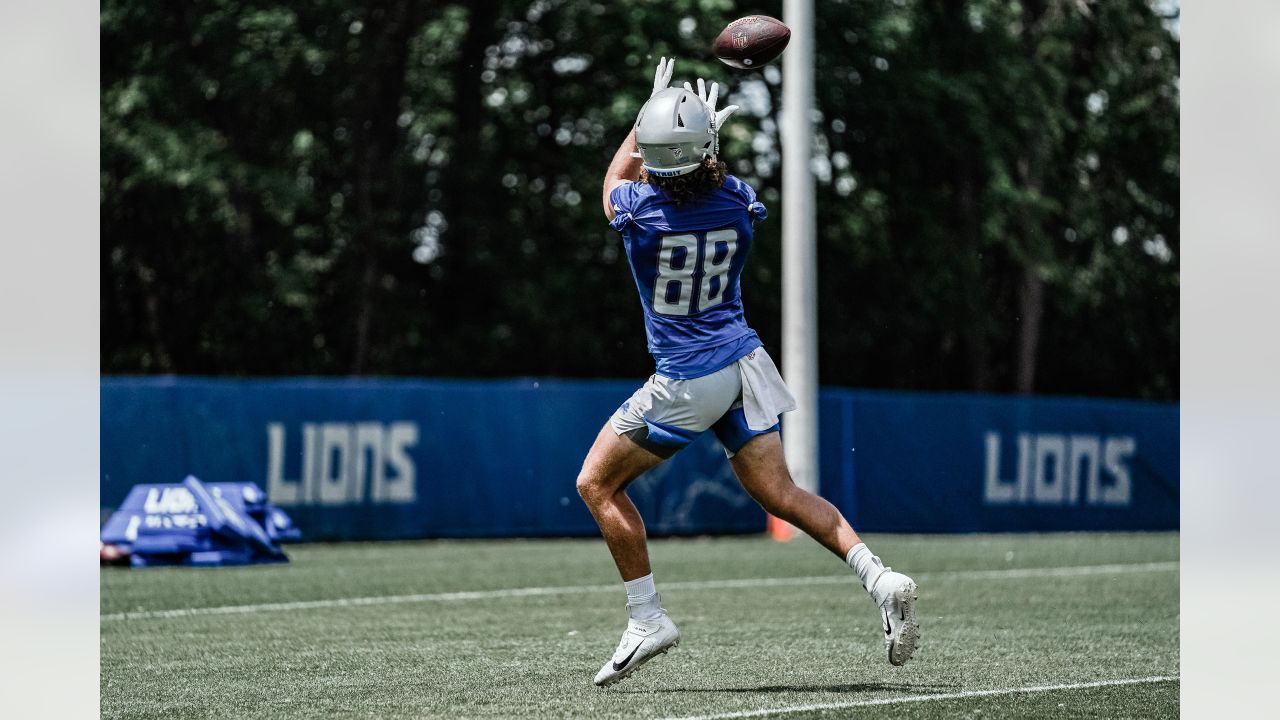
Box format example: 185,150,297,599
136,260,174,373
1016,265,1045,393
934,0,992,391
955,158,992,391
1012,0,1053,394
349,0,422,374
432,0,501,368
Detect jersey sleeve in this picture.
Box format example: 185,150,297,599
608,182,640,231
726,175,768,223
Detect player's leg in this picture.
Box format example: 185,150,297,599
577,423,682,687
581,366,741,585
726,430,861,556
719,347,921,665
575,423,664,582
714,416,921,667
579,369,736,686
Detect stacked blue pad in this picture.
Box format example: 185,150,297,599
101,476,302,567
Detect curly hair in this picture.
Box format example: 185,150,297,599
640,157,728,205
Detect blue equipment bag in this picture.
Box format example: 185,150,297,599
100,476,300,567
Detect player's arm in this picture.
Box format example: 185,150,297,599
604,57,676,222
602,127,641,222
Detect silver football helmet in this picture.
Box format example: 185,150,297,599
634,87,717,177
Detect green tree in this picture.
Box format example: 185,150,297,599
101,0,1179,400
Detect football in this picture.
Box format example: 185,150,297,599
712,15,791,69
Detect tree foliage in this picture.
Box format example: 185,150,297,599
102,0,1179,399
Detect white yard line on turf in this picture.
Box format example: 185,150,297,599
101,560,1177,622
652,675,1180,720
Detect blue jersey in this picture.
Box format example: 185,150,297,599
609,175,768,379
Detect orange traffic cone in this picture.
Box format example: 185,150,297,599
767,514,793,541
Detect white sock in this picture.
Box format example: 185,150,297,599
846,543,886,594
624,573,663,621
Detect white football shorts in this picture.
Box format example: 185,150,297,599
610,346,798,458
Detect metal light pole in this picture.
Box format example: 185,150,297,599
781,0,819,505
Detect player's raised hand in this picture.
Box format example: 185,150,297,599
683,77,740,131
651,57,675,97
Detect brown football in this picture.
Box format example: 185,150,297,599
713,15,791,70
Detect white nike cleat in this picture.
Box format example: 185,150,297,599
871,569,920,667
593,613,680,687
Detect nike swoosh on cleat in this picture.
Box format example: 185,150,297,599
612,642,642,671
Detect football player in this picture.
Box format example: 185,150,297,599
578,58,920,687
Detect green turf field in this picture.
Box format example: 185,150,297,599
101,532,1178,719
